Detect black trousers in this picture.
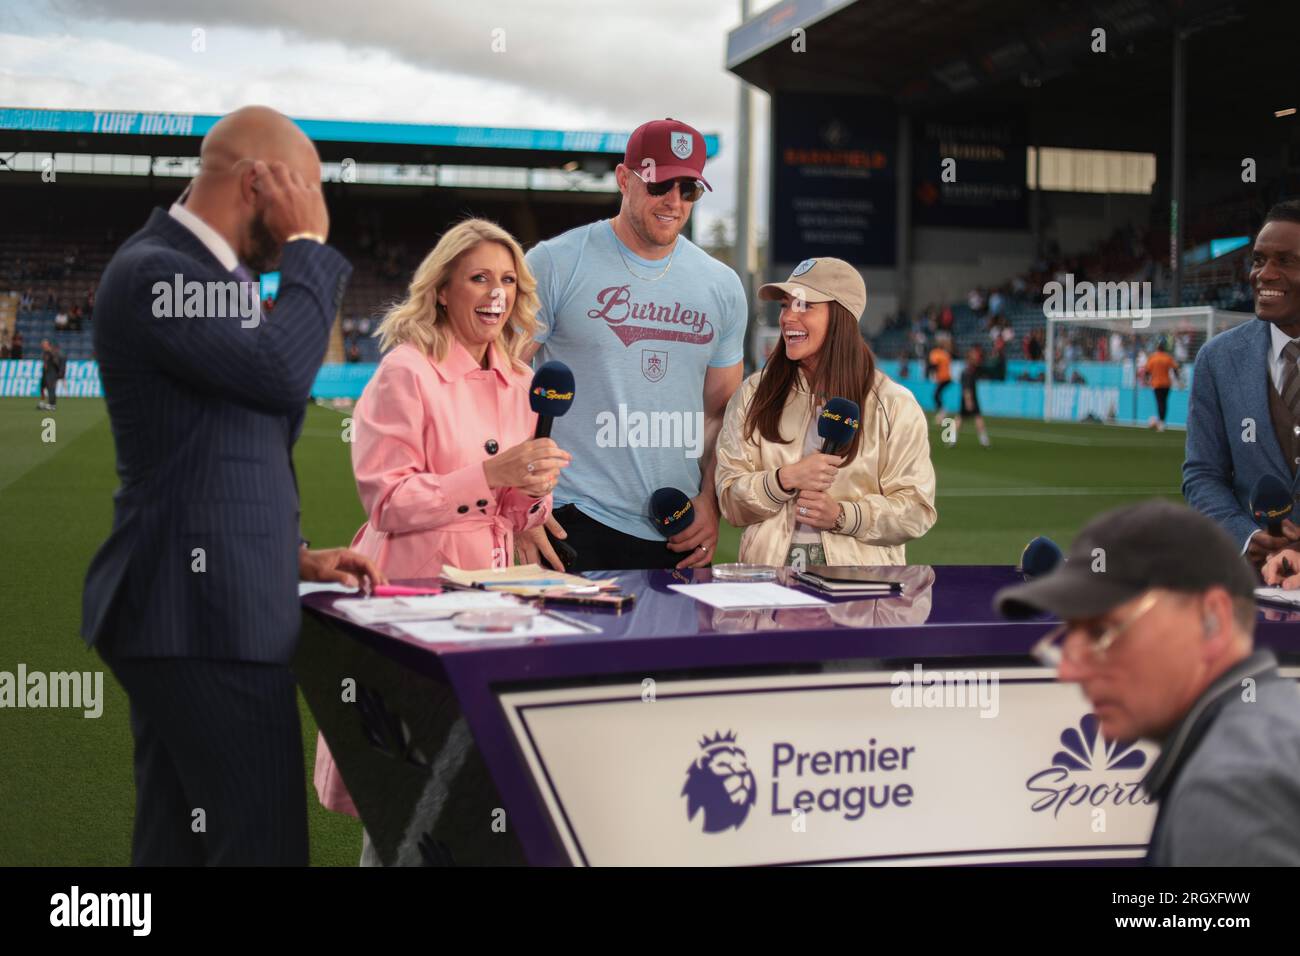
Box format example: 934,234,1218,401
1154,386,1170,421
933,381,950,412
41,374,57,407
552,504,688,572
97,652,309,866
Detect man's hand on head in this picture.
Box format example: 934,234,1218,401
252,160,329,243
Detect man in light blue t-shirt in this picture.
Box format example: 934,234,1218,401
521,117,745,571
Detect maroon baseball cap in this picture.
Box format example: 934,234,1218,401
623,117,711,191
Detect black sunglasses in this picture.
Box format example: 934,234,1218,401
635,172,705,203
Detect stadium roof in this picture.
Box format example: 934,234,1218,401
726,0,1297,155
0,107,721,171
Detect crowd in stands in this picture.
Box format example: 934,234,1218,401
876,211,1263,391
0,324,22,359
0,180,601,367
2,224,414,365
0,185,1273,376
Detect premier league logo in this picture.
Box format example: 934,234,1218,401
641,349,667,382
682,730,757,833
670,131,693,160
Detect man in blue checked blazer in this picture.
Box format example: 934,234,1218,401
1184,200,1300,569
82,106,382,866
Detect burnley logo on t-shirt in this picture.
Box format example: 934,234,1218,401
586,285,715,347
642,349,667,382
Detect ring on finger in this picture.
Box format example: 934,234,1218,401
526,462,535,473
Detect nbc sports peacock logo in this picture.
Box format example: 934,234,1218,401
658,501,693,528
682,730,757,833
1025,714,1154,817
531,385,574,401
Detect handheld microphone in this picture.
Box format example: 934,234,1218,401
1019,536,1063,580
650,487,695,538
529,361,575,439
818,397,861,454
1251,473,1293,535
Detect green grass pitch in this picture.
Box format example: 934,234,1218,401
0,398,1185,865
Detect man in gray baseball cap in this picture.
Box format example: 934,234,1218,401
995,499,1300,865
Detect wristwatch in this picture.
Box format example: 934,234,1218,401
831,505,846,533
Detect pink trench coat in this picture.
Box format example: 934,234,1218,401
313,340,552,816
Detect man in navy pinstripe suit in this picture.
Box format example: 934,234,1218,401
82,106,382,866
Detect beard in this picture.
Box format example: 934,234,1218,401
243,211,282,274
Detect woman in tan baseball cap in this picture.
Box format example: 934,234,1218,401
715,257,937,567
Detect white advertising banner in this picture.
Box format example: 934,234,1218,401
0,360,102,397
501,669,1165,866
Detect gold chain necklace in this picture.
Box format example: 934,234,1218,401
612,222,678,282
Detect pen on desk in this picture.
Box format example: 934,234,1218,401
481,579,568,588
372,584,443,597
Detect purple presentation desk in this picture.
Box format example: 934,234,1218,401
295,566,1300,867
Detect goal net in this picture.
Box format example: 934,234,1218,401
1042,306,1254,425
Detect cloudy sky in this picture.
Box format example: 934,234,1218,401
0,0,779,241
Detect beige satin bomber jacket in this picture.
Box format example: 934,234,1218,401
715,368,937,566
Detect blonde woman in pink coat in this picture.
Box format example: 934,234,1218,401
313,218,570,849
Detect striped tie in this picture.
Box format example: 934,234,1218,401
1284,341,1300,419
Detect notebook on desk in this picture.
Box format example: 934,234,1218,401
793,566,904,596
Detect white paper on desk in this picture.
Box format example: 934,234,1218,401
392,592,524,616
299,582,357,596
396,614,591,643
335,591,519,625
668,582,829,610
1254,586,1300,607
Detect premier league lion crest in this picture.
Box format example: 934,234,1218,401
682,730,757,833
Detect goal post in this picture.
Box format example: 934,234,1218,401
1042,306,1254,423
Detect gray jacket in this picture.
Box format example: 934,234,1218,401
1144,650,1300,865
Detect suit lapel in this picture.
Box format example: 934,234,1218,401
143,207,235,278
1231,318,1290,480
